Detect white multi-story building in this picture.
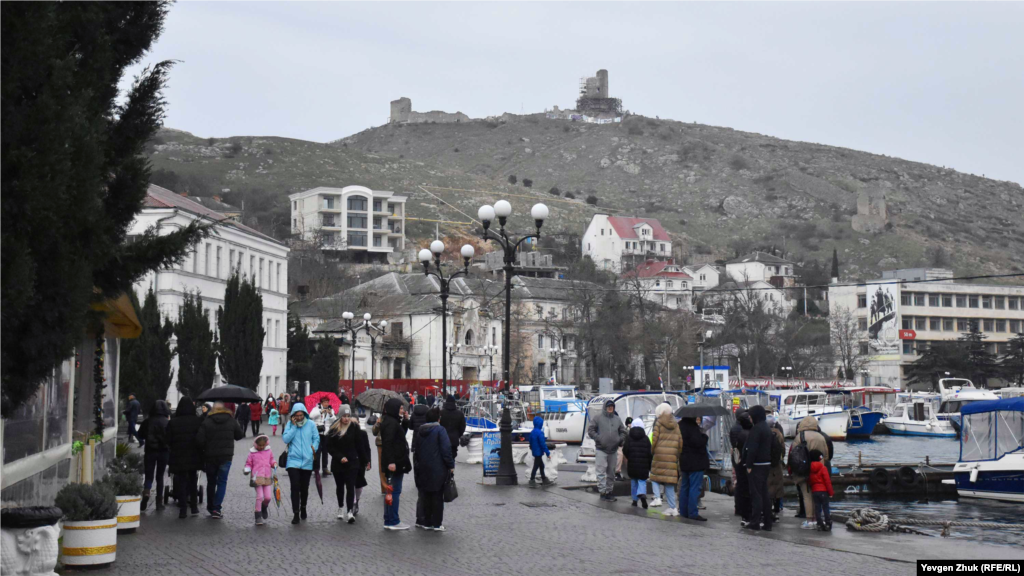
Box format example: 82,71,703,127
289,185,406,263
828,268,1024,389
725,251,795,284
683,263,721,293
129,184,290,401
582,214,673,273
621,259,694,310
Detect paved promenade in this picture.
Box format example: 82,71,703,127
96,430,1022,576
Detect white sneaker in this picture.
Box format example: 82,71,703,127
432,525,446,532
662,508,677,517
800,521,817,530
650,498,663,507
336,508,345,519
384,523,410,531
347,511,355,524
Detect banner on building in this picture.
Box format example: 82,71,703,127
867,283,900,358
481,431,501,477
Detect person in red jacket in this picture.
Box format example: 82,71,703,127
249,401,263,437
808,449,833,531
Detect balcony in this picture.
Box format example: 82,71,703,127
382,335,412,350
388,224,403,235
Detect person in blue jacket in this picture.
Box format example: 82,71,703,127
529,416,553,486
282,403,320,525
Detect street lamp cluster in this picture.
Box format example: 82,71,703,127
339,311,387,401
419,240,475,399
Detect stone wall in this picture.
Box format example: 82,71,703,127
389,96,470,124
389,97,412,123
852,190,889,233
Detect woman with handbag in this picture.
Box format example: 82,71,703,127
325,406,361,524
411,407,454,532
282,403,320,525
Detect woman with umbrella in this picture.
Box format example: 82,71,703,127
282,403,320,525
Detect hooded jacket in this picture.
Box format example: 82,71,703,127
235,402,251,424
809,459,833,496
282,403,320,470
379,398,412,475
439,397,467,451
623,420,653,480
730,409,753,466
244,435,276,482
742,405,772,468
324,418,360,470
790,416,831,482
678,417,710,472
142,401,171,453
529,416,550,458
410,403,430,434
412,422,454,492
196,406,245,465
167,398,203,474
268,409,280,426
650,404,682,484
587,403,626,454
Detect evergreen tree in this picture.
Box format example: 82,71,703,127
959,325,1000,387
287,311,314,384
217,273,264,389
1,3,206,416
309,339,340,394
121,288,175,409
830,248,840,279
999,332,1024,387
905,341,967,390
175,291,216,398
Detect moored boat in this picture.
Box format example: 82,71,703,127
952,397,1024,503
771,390,850,440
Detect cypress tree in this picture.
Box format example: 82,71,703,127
175,291,216,398
830,248,840,279
959,324,1000,387
121,288,176,409
217,273,264,389
287,311,314,384
1001,333,1024,386
1,3,207,416
309,339,340,394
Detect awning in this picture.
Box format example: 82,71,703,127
90,292,142,339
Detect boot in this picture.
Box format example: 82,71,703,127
178,508,187,519
141,490,150,511
255,512,264,526
639,495,648,509
291,512,300,525
261,501,270,520
300,507,307,520
155,494,165,511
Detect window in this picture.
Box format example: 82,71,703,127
996,319,1006,332
216,247,222,278
229,249,235,272
373,235,382,247
901,293,912,306
956,295,967,307
348,214,367,228
682,281,688,289
276,263,282,292
914,293,925,306
995,296,1005,310
666,281,674,289
660,243,666,252
492,327,497,346
969,295,979,308
983,319,994,332
857,294,867,308
322,215,336,227
538,334,544,349
903,341,913,355
915,317,926,330
373,216,382,230
293,218,297,229
388,203,397,215
292,201,297,211
266,318,271,346
957,318,969,331
1010,297,1020,311
250,255,255,276
859,318,868,331
942,295,953,307
259,259,264,288
347,196,367,211
970,319,980,331
699,274,706,282
928,318,939,331
1011,320,1022,333
323,197,335,210
464,329,474,346
928,294,939,307
982,295,992,309
237,252,243,272
902,316,913,330
859,342,869,355
373,199,382,212
347,231,367,247
655,279,661,287
275,320,280,347
600,229,604,236
204,244,211,276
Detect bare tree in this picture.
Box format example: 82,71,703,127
829,305,866,381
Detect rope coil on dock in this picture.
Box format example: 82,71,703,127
844,508,1024,537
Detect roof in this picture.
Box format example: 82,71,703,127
706,280,776,292
288,185,406,202
726,251,792,265
605,216,670,241
144,184,283,245
190,196,240,213
623,260,693,280
961,397,1024,415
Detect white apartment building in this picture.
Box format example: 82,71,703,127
130,185,290,401
726,251,795,284
683,263,721,293
582,214,673,273
621,259,694,310
289,185,406,263
828,268,1024,389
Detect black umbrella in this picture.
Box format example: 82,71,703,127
355,389,408,413
196,384,261,404
674,404,732,418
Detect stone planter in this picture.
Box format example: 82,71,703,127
61,519,117,568
1,506,63,576
115,495,141,533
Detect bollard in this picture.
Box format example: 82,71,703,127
858,451,862,468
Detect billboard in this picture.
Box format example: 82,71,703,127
867,283,900,358
481,431,501,477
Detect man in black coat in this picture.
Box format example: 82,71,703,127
140,400,171,511
410,399,429,434
439,395,467,460
379,398,412,530
742,405,774,531
234,402,251,437
196,402,244,519
730,409,753,521
412,407,454,531
167,397,203,518
678,417,710,521
123,394,142,446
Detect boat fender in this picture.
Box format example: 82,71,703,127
896,466,919,486
969,468,979,484
869,468,892,492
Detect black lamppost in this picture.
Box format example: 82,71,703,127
356,313,386,389
341,311,357,400
485,345,499,384
419,241,475,399
477,199,549,486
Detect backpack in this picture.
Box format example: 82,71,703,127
769,431,784,467
788,431,811,476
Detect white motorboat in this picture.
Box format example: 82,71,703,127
882,395,953,437
519,384,587,444
463,396,535,442
771,390,851,440
952,397,1024,503
936,378,999,437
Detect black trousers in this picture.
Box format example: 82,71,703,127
734,464,751,520
748,466,772,529
420,489,445,528
332,464,357,511
813,492,832,526
144,451,169,497
531,456,547,481
316,434,329,472
250,420,260,436
174,470,199,510
287,468,312,512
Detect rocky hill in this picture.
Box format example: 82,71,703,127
147,115,1024,280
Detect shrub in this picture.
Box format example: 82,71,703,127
485,121,499,129
522,178,532,188
98,471,143,496
206,137,217,146
115,442,130,458
627,125,644,136
55,482,118,521
728,154,751,171
263,147,274,155
564,192,576,199
107,451,144,475
508,175,517,185
228,142,243,155
586,194,599,205
548,187,560,196
646,118,659,127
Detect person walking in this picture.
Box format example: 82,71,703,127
139,400,171,511
730,409,753,522
196,401,244,519
249,401,263,437
353,415,372,516
123,394,143,446
587,399,626,502
235,402,251,437
742,405,773,531
623,419,652,509
412,407,454,532
282,403,320,525
789,416,832,529
325,406,361,524
528,416,552,487
167,397,202,519
309,397,336,476
439,395,467,460
650,402,681,515
243,434,276,526
677,416,709,521
379,398,412,530
410,396,429,434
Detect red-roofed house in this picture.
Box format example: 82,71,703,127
582,214,673,272
620,259,694,310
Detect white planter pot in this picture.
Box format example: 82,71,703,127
61,519,117,567
116,495,141,532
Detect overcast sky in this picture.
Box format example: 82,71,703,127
126,2,1024,184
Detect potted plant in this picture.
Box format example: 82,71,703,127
54,483,118,568
98,471,143,533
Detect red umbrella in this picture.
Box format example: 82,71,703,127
304,391,341,414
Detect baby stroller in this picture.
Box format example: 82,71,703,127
163,468,204,506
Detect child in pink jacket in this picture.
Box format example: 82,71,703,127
244,434,276,526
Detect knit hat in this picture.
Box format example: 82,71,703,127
338,405,352,417
631,419,646,429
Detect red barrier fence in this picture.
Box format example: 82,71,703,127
337,379,501,400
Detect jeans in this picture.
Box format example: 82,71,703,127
679,470,704,518
630,478,647,501
384,473,404,526
653,482,676,509
316,434,329,472
748,465,772,529
530,456,547,481
813,492,832,527
144,451,169,496
595,451,618,495
421,489,444,528
652,480,662,500
127,419,142,445
205,460,232,513
174,470,198,510
287,468,312,512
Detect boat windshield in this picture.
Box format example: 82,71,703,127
961,408,1024,462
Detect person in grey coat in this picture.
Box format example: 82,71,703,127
586,400,627,501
